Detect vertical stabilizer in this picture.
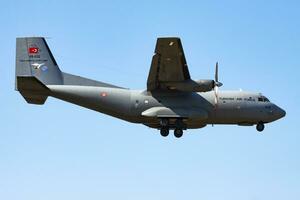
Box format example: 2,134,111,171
15,37,63,89
15,37,63,104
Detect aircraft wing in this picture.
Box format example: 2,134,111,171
147,37,191,91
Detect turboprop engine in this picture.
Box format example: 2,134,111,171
164,62,222,93
164,79,215,92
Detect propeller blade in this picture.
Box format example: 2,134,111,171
214,85,218,105
214,62,223,87
214,62,221,107
215,62,218,83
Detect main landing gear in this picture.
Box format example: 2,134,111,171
256,122,265,132
160,127,169,137
159,118,185,138
174,128,183,138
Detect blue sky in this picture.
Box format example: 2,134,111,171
0,0,299,199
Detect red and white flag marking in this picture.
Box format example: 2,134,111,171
28,47,39,54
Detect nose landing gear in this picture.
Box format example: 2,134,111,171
256,122,265,132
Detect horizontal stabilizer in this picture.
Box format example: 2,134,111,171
16,76,49,104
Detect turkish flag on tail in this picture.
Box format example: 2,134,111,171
28,47,39,54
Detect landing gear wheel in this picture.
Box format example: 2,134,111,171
174,128,183,138
160,128,169,137
256,123,265,132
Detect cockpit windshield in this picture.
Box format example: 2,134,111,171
258,96,270,102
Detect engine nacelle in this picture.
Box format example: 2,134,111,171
163,79,215,92
193,79,215,92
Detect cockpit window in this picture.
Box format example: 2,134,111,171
258,96,270,102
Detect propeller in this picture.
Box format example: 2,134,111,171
214,62,223,106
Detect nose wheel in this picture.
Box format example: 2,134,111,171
256,122,265,132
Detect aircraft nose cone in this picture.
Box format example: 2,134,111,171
279,107,286,118
275,106,286,119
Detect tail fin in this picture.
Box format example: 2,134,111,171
16,37,63,86
15,37,63,104
15,37,124,104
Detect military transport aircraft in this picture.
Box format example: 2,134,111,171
15,37,286,138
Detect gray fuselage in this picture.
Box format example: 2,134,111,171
48,85,286,129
